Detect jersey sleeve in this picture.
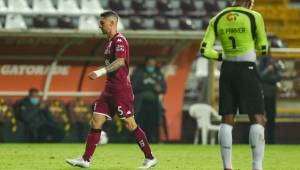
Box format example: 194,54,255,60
114,37,127,59
200,18,222,61
255,13,268,55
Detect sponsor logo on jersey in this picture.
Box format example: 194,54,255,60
226,13,239,21
116,44,125,52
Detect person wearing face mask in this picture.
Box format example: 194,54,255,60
131,57,167,143
16,88,47,142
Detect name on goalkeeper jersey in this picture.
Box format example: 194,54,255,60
219,27,246,34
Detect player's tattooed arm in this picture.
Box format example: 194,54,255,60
105,58,125,73
88,58,125,80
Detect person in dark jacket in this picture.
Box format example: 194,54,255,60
16,88,65,142
131,57,167,143
258,52,281,144
16,88,46,142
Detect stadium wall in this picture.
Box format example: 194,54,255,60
0,30,202,142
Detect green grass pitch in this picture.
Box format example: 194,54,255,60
0,144,300,170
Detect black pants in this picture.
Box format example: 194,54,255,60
136,100,159,143
264,96,276,144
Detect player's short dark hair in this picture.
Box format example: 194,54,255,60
100,10,119,21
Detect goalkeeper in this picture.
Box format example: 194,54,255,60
200,0,268,170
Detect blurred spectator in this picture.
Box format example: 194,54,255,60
68,98,92,142
203,0,220,17
15,88,47,142
129,16,145,30
32,15,50,28
41,99,70,142
131,57,167,143
184,53,210,103
179,17,194,30
154,17,170,30
0,97,18,141
258,51,282,144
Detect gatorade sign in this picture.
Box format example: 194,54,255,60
0,64,70,76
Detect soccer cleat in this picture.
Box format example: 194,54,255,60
138,158,157,169
65,156,90,168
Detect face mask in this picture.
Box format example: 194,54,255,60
146,66,155,73
30,97,40,105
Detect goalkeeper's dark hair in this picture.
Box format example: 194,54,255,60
100,10,119,22
232,0,254,9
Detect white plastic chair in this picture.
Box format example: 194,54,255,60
80,0,104,15
8,0,31,13
78,15,98,31
189,103,221,145
32,0,56,13
57,0,80,14
5,14,27,29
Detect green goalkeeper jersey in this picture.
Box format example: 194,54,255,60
200,6,268,60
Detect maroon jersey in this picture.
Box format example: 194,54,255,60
104,32,131,94
95,32,134,119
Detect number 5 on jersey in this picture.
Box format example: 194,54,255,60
118,106,124,116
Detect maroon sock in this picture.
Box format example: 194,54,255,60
133,127,154,159
82,129,101,162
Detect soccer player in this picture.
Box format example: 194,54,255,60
66,11,157,169
200,0,268,170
